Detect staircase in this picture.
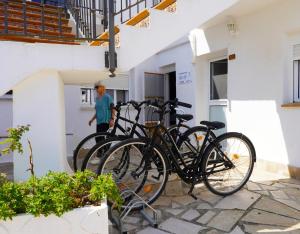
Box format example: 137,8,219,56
0,0,78,44
90,0,239,71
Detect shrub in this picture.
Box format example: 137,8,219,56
0,182,27,220
0,173,7,186
0,171,122,221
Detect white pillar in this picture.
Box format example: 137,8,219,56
13,70,71,181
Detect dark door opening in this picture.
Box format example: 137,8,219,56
169,71,177,125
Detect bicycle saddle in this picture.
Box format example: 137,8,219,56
200,121,225,130
176,114,193,121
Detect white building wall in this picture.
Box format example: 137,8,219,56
195,0,300,168
130,38,197,126
131,0,300,170
0,96,13,163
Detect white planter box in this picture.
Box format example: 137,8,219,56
0,204,108,234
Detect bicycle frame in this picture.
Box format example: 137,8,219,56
147,121,234,184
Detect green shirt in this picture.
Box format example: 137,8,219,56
95,93,113,124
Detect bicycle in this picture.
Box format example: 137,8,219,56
74,99,193,171
81,99,195,173
97,100,256,210
73,100,148,171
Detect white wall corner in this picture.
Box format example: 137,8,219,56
13,70,71,181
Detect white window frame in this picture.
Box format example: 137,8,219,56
293,59,300,102
292,43,300,102
208,56,229,106
80,87,129,107
80,87,96,107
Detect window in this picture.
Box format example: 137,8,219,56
210,59,228,100
81,88,95,106
293,44,300,102
116,90,129,103
81,87,129,106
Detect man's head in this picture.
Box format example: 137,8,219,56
94,81,106,96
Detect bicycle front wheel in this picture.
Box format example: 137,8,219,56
202,132,255,196
97,138,170,210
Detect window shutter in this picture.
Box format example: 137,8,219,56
293,44,300,59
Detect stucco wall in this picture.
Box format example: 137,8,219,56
0,97,13,163
195,0,300,168
131,0,300,169
130,38,197,126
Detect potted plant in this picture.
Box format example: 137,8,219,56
0,126,122,234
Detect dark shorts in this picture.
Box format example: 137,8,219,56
95,123,109,143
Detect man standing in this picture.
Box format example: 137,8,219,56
89,81,115,141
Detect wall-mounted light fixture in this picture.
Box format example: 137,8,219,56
227,17,238,36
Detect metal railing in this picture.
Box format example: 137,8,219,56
114,0,162,24
0,0,107,41
0,0,166,75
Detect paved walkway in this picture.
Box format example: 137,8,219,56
2,162,300,233
110,168,300,234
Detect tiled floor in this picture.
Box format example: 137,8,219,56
110,167,300,234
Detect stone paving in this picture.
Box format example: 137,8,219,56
110,167,300,234
2,162,300,233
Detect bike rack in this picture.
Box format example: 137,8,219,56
108,189,159,234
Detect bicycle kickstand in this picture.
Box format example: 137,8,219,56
188,183,197,200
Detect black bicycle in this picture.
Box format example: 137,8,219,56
73,100,148,171
74,99,192,171
81,99,195,173
97,100,256,210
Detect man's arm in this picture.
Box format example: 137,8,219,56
89,113,96,126
109,103,115,127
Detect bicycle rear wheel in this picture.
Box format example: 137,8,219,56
97,138,170,210
81,136,127,173
73,132,110,171
177,126,216,164
202,132,255,196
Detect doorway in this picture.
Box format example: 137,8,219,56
209,58,228,135
168,71,177,126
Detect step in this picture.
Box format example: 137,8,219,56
0,6,68,20
0,1,67,18
0,24,75,38
0,35,79,45
90,0,177,46
125,9,149,26
0,8,69,24
10,0,64,11
89,26,119,46
0,15,72,32
154,0,176,10
0,21,72,34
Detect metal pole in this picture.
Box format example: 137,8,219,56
108,0,116,76
92,0,96,38
4,0,8,34
103,0,108,30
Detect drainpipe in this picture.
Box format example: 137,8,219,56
108,0,116,77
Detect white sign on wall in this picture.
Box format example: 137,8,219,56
178,72,192,85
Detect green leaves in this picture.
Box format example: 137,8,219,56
0,125,30,156
0,173,7,186
0,171,122,220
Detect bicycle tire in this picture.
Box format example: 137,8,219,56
97,137,170,211
73,132,111,171
202,132,255,196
